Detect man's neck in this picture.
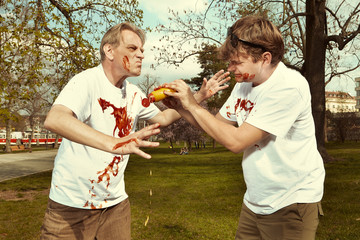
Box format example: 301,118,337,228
253,63,278,87
101,62,127,88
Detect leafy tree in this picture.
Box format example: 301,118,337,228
186,44,235,109
1,0,144,151
156,102,208,151
153,0,360,161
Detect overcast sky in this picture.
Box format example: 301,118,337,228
130,0,208,87
134,0,359,95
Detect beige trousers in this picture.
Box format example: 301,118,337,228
40,198,131,240
235,202,324,240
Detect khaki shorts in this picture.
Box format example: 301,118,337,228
40,198,131,240
235,202,324,240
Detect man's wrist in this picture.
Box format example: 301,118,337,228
193,91,205,103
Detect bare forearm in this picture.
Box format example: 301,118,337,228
151,92,206,127
44,107,114,152
187,105,239,150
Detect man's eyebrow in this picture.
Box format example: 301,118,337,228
127,43,144,52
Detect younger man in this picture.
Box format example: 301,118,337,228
166,16,325,240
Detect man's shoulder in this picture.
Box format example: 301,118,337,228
69,65,102,85
274,63,308,88
125,81,146,95
76,65,101,78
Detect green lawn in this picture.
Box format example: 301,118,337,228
0,142,359,240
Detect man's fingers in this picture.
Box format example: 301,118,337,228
132,148,152,159
138,140,160,148
141,128,160,139
213,69,225,78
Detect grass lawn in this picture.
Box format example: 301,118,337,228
0,142,359,239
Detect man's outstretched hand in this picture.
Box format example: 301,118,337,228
111,123,161,159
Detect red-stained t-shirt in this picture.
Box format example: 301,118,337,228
50,64,159,209
219,62,325,215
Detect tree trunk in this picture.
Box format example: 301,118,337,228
5,121,11,153
54,134,60,149
187,139,192,151
305,0,333,162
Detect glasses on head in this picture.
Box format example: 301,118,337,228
227,27,267,52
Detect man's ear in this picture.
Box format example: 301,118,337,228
262,51,272,65
103,43,114,61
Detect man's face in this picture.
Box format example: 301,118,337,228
113,29,144,77
227,54,264,86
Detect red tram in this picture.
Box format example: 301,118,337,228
0,131,62,145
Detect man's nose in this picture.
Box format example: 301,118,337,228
137,50,144,59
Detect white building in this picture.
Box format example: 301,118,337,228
325,91,357,113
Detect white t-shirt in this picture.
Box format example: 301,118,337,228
219,62,325,214
49,64,159,209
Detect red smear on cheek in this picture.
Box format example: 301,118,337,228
243,73,249,80
112,138,138,151
122,56,130,71
249,74,255,80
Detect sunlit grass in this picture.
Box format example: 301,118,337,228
0,142,359,239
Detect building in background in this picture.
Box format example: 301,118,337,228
325,91,358,113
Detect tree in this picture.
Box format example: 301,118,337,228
153,0,360,161
186,44,235,109
1,0,144,151
303,0,359,159
137,73,160,95
156,102,207,151
327,111,358,142
0,0,44,152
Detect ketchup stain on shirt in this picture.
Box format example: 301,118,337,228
84,98,134,209
98,98,132,138
141,97,150,107
235,98,255,113
96,156,123,188
83,200,101,209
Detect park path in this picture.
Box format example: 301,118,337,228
0,150,57,182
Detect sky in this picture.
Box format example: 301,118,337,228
134,0,359,96
131,0,208,86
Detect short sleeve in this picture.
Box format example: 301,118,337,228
54,74,91,121
219,85,239,122
246,86,305,138
131,86,160,121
